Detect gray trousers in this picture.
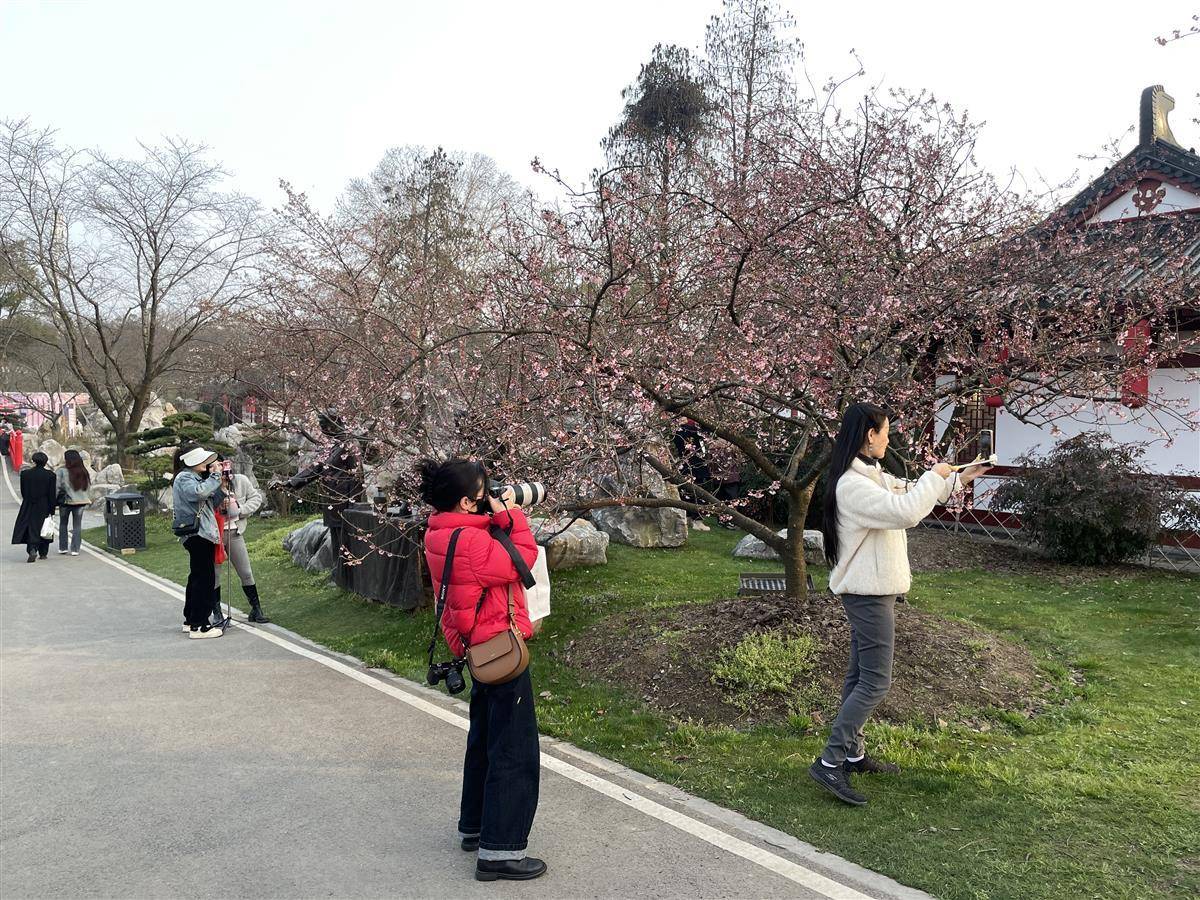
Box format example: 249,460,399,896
58,505,84,552
821,594,897,765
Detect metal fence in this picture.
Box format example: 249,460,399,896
922,484,1200,575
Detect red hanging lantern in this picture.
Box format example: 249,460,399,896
1121,320,1151,409
984,346,1009,408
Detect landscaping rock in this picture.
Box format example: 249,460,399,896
284,520,334,573
94,463,124,486
87,484,121,510
215,424,244,448
530,517,609,570
589,451,687,548
732,529,824,565
37,438,66,468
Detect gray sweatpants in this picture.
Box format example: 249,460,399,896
821,593,897,766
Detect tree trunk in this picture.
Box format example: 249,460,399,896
782,482,815,599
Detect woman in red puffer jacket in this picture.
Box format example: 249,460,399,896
420,457,546,883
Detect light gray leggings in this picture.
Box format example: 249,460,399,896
214,529,255,588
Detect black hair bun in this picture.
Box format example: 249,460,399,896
417,458,444,506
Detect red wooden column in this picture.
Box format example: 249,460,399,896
1121,319,1151,409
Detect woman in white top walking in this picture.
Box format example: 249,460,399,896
809,402,989,806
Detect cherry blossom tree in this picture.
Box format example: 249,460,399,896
254,0,1197,599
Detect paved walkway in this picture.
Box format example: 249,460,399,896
0,466,929,900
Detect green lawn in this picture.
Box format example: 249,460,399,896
87,516,1200,900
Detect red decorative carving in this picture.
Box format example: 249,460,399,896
1131,178,1166,213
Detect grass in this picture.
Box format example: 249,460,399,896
87,516,1200,900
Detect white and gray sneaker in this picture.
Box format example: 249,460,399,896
188,626,223,639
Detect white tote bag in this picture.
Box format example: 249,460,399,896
526,546,551,623
40,514,59,541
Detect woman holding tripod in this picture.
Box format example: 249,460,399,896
421,457,545,883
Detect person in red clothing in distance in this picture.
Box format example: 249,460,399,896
420,457,546,883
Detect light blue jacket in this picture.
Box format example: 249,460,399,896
172,470,225,544
55,467,91,505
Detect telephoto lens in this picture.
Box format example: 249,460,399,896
489,481,547,507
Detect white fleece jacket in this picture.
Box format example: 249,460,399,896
827,458,957,598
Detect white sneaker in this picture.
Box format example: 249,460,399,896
59,550,69,555
70,551,79,556
188,626,223,639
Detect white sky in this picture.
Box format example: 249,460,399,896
2,0,1197,211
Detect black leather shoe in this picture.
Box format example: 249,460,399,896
809,759,867,806
461,835,479,852
27,552,37,563
248,607,271,624
475,857,548,881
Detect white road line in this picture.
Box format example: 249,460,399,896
3,464,879,900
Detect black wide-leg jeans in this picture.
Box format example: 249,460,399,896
183,536,217,627
458,668,540,854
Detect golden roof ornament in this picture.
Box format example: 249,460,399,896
1139,85,1182,148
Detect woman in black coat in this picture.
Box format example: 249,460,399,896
12,451,58,562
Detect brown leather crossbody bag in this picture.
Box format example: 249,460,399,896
466,584,529,685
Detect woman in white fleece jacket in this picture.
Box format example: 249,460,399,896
809,403,989,807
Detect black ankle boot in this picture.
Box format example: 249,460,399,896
244,584,270,623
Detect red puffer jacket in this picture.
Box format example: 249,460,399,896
425,508,538,657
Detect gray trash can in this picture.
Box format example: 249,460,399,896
105,490,147,551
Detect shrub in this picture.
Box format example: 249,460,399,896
992,432,1200,565
711,630,822,714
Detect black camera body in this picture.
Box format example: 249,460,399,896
427,658,467,694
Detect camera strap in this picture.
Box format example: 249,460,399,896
426,527,464,666
488,524,536,589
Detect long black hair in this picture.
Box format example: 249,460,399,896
822,402,888,566
418,457,488,513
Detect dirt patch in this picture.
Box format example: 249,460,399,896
559,591,1062,729
906,528,1134,582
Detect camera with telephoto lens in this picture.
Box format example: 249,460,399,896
488,480,546,508
427,659,466,694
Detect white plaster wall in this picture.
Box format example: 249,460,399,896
993,368,1200,474
1088,182,1200,223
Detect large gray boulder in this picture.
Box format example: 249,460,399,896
530,517,609,570
589,452,687,549
733,529,825,565
140,396,174,430
87,483,121,510
215,424,245,449
37,438,66,468
283,520,334,573
94,463,124,486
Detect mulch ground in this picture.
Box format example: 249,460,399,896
559,532,1086,730
906,528,1133,581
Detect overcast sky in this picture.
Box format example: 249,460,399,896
3,1,1196,210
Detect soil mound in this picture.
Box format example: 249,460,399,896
561,591,1059,729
